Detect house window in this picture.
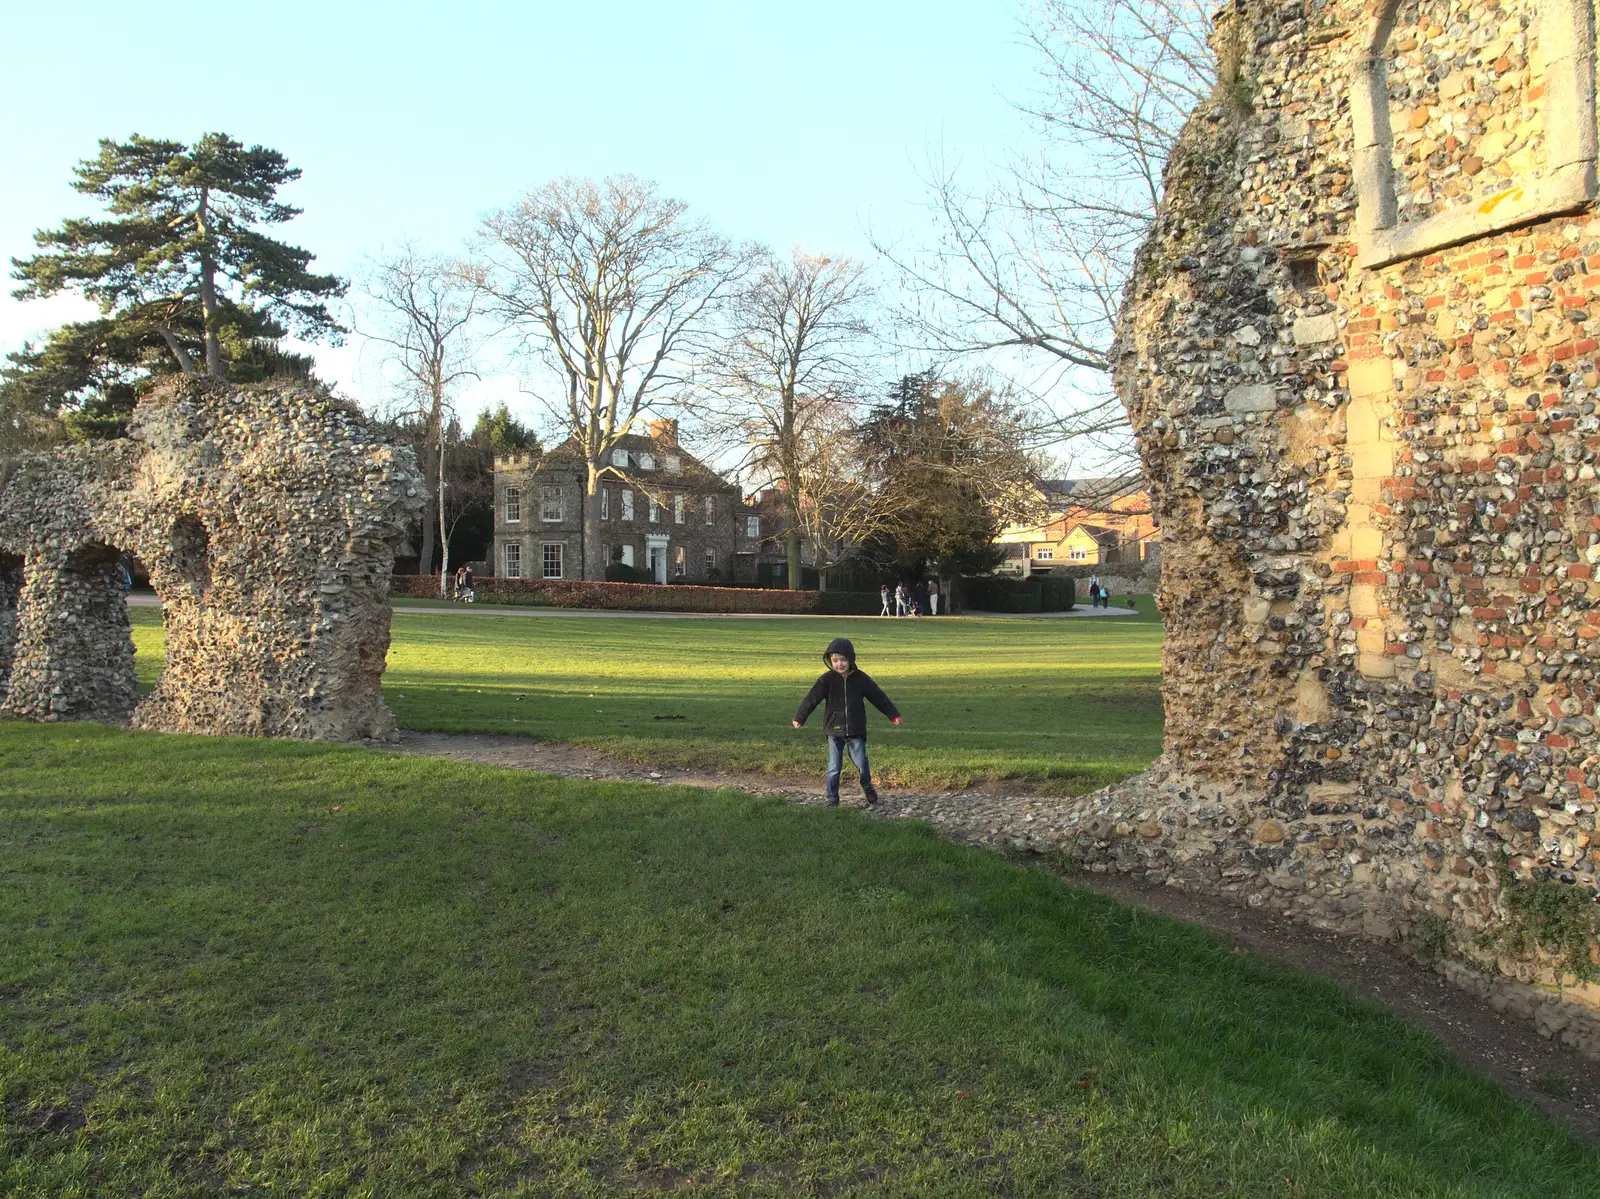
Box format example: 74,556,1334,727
601,488,610,520
639,452,655,471
503,486,521,523
621,489,634,521
541,486,563,522
1035,548,1054,561
665,455,681,474
612,448,630,468
649,497,661,523
672,546,686,577
703,496,715,526
673,494,685,524
746,515,760,538
504,542,522,578
619,544,635,567
542,542,563,578
601,542,609,565
704,547,716,575
1069,547,1087,561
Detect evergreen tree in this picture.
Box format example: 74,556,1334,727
857,371,1043,577
6,133,344,436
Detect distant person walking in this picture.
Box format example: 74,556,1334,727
880,584,892,617
455,564,474,603
1088,573,1104,610
895,583,908,618
792,636,901,806
929,581,940,617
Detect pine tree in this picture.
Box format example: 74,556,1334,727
6,133,344,435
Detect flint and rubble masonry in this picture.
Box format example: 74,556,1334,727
1088,0,1600,1052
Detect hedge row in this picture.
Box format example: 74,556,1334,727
390,575,822,614
964,576,1076,613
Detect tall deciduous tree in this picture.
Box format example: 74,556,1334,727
8,132,344,426
858,371,1045,578
694,249,874,589
358,242,486,593
478,176,749,580
877,0,1213,469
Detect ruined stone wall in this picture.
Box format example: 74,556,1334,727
1099,0,1600,1046
0,377,424,739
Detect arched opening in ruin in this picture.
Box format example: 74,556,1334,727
168,515,212,599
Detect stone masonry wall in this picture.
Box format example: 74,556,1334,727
0,377,424,739
1087,0,1600,1053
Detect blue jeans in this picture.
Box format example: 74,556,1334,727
826,735,874,800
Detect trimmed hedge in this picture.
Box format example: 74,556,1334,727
963,575,1076,614
390,575,822,614
818,590,889,616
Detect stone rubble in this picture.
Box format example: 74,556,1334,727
0,376,424,739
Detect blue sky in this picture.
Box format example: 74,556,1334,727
0,0,1038,423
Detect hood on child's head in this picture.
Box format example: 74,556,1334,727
822,637,856,668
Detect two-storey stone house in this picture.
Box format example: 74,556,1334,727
493,419,762,584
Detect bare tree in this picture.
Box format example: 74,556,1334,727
786,410,880,591
478,176,749,580
358,241,486,594
876,0,1214,478
693,249,875,588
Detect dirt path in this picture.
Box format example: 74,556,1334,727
384,730,1600,1143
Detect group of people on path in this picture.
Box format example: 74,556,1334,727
879,581,938,617
1086,573,1111,609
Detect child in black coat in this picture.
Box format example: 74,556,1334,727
792,637,901,806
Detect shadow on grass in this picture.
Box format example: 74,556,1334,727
0,723,1594,1197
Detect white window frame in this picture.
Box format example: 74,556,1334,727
1035,548,1054,561
746,515,760,538
672,545,686,577
601,488,610,520
673,494,685,524
542,542,564,579
665,454,681,474
649,497,661,523
704,547,716,575
639,452,655,472
503,486,521,523
619,544,635,567
504,542,522,578
621,489,634,521
1069,547,1087,561
703,496,715,527
541,486,563,523
612,448,630,468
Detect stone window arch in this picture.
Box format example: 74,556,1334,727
1351,0,1597,268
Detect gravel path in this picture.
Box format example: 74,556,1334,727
383,728,1600,1143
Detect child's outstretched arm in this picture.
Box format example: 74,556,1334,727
862,678,901,725
792,675,828,728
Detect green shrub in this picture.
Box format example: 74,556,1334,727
819,590,888,616
1039,576,1076,612
605,563,655,584
1495,868,1600,984
963,577,1042,614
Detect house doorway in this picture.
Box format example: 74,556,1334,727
645,535,669,584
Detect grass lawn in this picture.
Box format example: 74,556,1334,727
129,606,1164,794
3,723,1597,1197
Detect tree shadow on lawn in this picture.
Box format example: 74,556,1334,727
1,725,1594,1196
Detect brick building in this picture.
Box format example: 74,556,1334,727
493,419,761,583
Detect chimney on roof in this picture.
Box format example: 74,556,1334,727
647,417,679,447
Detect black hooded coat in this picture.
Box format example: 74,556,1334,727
794,637,900,737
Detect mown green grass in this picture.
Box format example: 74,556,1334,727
129,606,1164,793
3,722,1595,1197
